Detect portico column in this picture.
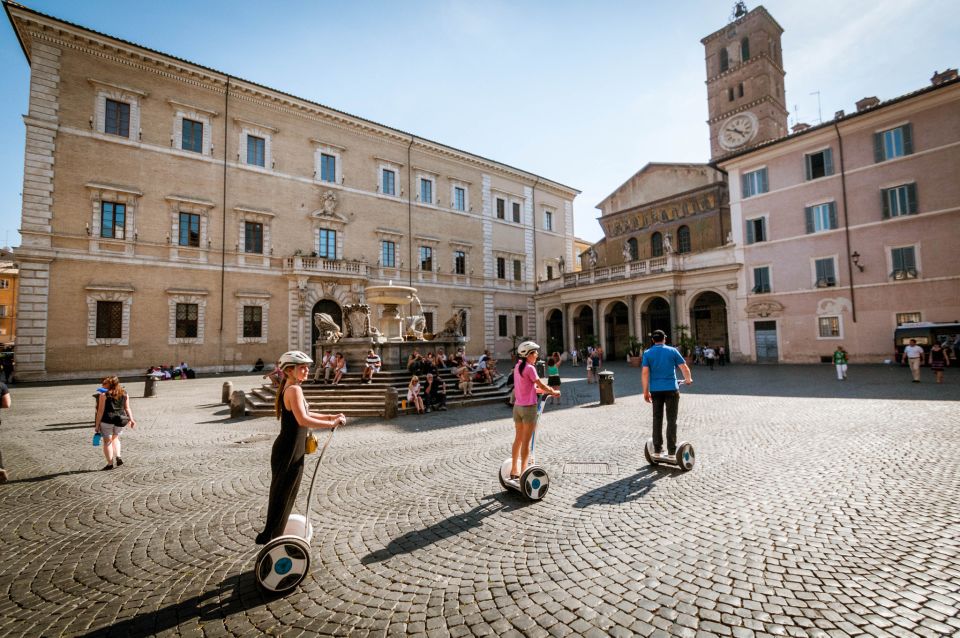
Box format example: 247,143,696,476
597,300,607,352
627,294,637,339
564,302,573,353
669,289,678,338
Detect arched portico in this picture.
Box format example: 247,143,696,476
641,296,671,343
689,290,729,353
603,301,630,359
573,304,595,351
545,308,564,356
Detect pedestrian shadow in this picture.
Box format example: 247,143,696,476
361,493,530,564
573,466,679,508
6,469,99,484
41,420,91,427
39,424,93,432
73,571,266,637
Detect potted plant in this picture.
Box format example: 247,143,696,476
627,336,643,367
674,324,695,364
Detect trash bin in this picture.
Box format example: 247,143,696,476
144,375,158,398
598,370,615,405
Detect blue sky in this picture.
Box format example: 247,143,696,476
0,0,955,246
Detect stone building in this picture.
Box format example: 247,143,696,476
4,3,578,381
0,257,17,346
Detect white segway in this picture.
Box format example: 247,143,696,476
255,426,338,594
644,379,695,471
499,395,550,500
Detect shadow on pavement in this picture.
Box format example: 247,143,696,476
6,469,100,484
361,493,531,564
573,466,681,508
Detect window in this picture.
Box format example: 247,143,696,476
96,301,123,339
454,250,465,275
179,212,201,247
244,221,263,254
882,183,918,219
874,124,913,162
651,232,663,257
544,210,553,231
546,265,553,280
246,135,266,167
496,198,506,219
176,303,199,338
419,178,433,205
512,202,521,223
805,202,838,233
740,37,750,61
0,279,8,289
719,48,729,73
677,226,691,253
382,169,396,196
815,258,837,287
498,315,508,337
805,148,834,180
818,316,841,338
515,315,523,336
752,266,771,293
181,119,203,153
742,168,768,198
513,259,522,281
318,229,336,259
100,202,126,239
896,312,921,326
320,153,336,183
453,186,466,211
419,246,432,271
242,306,262,338
728,87,735,102
496,257,506,279
627,237,638,261
745,217,766,244
104,99,130,137
381,240,396,268
0,306,6,318
890,246,917,279
738,82,744,98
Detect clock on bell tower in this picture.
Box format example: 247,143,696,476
702,3,789,160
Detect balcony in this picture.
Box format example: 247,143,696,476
282,256,370,279
549,246,737,291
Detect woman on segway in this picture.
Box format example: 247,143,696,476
510,341,559,480
256,351,346,545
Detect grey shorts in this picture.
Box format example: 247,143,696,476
513,404,538,424
99,422,125,438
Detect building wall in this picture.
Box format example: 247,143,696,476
0,265,17,344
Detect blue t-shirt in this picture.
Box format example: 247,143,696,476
641,344,685,392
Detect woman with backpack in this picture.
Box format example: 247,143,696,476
94,376,137,470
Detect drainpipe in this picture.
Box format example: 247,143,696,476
407,136,414,290
218,75,231,371
531,177,540,290
833,121,857,323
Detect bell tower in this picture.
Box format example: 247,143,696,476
702,3,788,159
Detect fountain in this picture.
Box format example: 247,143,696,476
364,281,418,342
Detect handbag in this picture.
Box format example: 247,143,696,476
305,432,318,454
112,413,131,427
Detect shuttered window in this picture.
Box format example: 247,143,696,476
804,202,837,233
881,183,918,219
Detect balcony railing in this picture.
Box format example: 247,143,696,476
561,255,672,287
283,256,370,277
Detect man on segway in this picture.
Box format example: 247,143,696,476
641,330,693,457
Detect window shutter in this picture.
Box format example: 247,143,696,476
902,124,913,155
907,183,918,214
824,148,834,176
826,259,836,281
892,248,903,272
804,154,812,181
741,174,749,197
760,168,768,193
881,189,890,219
828,202,838,229
758,218,766,242
804,207,814,234
745,220,755,244
815,259,825,281
873,132,884,163
904,247,916,271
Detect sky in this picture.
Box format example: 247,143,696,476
0,0,956,247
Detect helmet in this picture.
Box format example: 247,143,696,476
517,340,541,357
278,350,314,368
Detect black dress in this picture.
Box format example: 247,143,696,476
256,390,307,544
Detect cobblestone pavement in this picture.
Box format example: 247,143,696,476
0,363,958,637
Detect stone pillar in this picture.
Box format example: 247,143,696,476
229,390,247,418
627,295,637,339
596,300,606,353
563,303,573,354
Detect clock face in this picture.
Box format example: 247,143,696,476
718,112,759,150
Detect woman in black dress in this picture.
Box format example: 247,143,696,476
256,351,345,545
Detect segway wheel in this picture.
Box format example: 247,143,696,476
255,535,311,594
520,465,549,501
676,443,695,472
498,459,513,490
644,440,656,466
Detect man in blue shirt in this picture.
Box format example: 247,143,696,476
641,330,693,456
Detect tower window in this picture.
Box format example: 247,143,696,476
738,83,744,98
728,88,735,102
719,48,729,73
741,37,750,61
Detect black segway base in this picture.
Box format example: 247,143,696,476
255,535,311,594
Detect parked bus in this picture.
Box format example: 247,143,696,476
893,322,960,364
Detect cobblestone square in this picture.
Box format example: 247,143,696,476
1,362,957,637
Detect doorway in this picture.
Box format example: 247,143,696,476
754,321,778,362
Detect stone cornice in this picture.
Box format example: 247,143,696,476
709,95,788,125
166,288,209,296
85,181,142,196
164,195,216,208
84,283,135,293
167,98,218,117
705,53,785,85
87,77,148,98
233,205,275,218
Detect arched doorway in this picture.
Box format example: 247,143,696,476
311,300,343,350
545,309,564,356
690,291,728,353
573,305,595,351
604,301,629,359
641,297,671,343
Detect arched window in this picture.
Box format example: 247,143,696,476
719,48,729,73
740,37,750,61
677,226,691,254
627,238,638,261
651,232,663,257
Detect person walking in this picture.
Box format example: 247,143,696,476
928,342,950,384
833,346,849,380
703,345,716,370
641,330,693,456
717,345,726,367
901,339,925,383
509,341,559,480
545,356,562,405
94,376,137,470
256,351,345,545
0,380,10,483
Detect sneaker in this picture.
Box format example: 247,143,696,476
0,468,8,484
115,457,124,467
667,449,677,456
101,464,114,471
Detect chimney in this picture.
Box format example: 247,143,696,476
791,122,811,133
931,68,958,85
856,96,880,112
834,110,845,119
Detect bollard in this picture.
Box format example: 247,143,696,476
384,386,398,420
221,381,233,404
144,375,158,398
598,370,615,405
229,390,247,418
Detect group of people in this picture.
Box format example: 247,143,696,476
146,362,193,380
691,344,726,369
901,339,952,384
405,372,448,413
407,348,499,385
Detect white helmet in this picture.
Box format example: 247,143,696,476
278,350,314,368
517,340,541,357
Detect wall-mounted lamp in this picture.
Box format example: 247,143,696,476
134,230,138,242
85,223,91,236
166,233,171,244
851,251,864,272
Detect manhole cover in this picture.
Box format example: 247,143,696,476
564,462,613,475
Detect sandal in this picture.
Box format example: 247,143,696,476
509,474,520,480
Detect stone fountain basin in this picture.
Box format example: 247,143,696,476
365,284,417,306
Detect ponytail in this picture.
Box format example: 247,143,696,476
274,370,290,420
517,357,527,374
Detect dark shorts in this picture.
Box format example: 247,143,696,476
547,375,561,387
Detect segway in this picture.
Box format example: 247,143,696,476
499,395,550,500
255,426,338,594
644,380,695,471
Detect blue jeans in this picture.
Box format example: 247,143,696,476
650,391,680,453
